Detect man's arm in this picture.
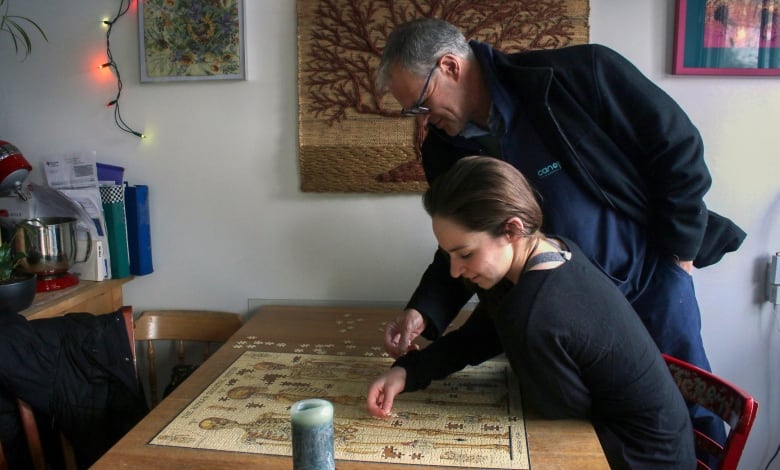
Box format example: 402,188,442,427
589,44,711,261
393,304,502,393
405,128,485,341
405,248,474,339
384,248,472,358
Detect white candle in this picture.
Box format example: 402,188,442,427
290,398,335,470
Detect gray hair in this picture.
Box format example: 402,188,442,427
376,18,473,91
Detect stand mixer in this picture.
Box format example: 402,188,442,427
0,140,92,292
0,140,32,201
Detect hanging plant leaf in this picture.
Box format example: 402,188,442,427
0,0,47,59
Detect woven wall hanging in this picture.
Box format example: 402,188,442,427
297,0,590,193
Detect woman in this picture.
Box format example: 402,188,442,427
366,156,695,469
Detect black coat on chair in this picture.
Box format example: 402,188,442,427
0,310,148,469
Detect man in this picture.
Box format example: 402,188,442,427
376,17,745,447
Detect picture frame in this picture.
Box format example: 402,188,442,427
673,0,780,75
138,0,246,82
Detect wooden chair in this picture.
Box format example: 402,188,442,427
134,310,242,408
663,354,759,470
15,305,136,470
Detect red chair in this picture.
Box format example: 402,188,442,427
663,354,758,470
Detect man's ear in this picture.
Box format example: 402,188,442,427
439,54,461,80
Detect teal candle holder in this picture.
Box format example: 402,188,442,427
290,398,335,470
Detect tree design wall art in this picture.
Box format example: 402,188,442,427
297,0,589,192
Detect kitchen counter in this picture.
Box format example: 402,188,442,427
19,277,133,320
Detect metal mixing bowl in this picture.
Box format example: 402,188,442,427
12,217,89,276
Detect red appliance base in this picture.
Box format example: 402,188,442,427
36,273,79,292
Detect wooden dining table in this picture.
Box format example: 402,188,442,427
93,304,608,469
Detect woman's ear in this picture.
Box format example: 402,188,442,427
504,217,526,239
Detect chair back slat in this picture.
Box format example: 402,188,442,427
134,310,242,408
134,310,242,342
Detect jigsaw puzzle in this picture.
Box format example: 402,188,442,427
151,350,529,469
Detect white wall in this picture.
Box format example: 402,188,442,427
0,1,778,468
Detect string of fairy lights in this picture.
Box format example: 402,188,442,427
101,0,145,139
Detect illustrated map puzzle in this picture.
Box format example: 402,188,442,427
150,349,530,469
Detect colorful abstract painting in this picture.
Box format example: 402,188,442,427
139,0,246,82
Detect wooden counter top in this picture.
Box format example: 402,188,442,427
20,277,133,320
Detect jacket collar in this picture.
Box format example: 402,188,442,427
468,40,556,136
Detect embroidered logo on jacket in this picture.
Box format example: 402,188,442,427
537,161,562,178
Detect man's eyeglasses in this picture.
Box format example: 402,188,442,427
401,64,437,117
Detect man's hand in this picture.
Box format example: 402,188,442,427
383,309,426,359
676,259,694,274
366,367,407,418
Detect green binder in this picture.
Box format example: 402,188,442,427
100,184,131,279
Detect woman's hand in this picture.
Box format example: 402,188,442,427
366,367,407,418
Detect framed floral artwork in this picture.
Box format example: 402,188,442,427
138,0,246,82
673,0,780,75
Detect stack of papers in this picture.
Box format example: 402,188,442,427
42,151,111,281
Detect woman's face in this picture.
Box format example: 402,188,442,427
432,216,514,289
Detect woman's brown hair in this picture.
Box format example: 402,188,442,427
423,156,543,238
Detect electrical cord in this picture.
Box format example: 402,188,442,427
765,439,780,470
103,0,144,138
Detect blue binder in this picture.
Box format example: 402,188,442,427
124,184,154,276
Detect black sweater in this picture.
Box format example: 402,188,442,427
395,240,695,469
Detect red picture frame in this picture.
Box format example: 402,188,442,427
673,0,780,76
